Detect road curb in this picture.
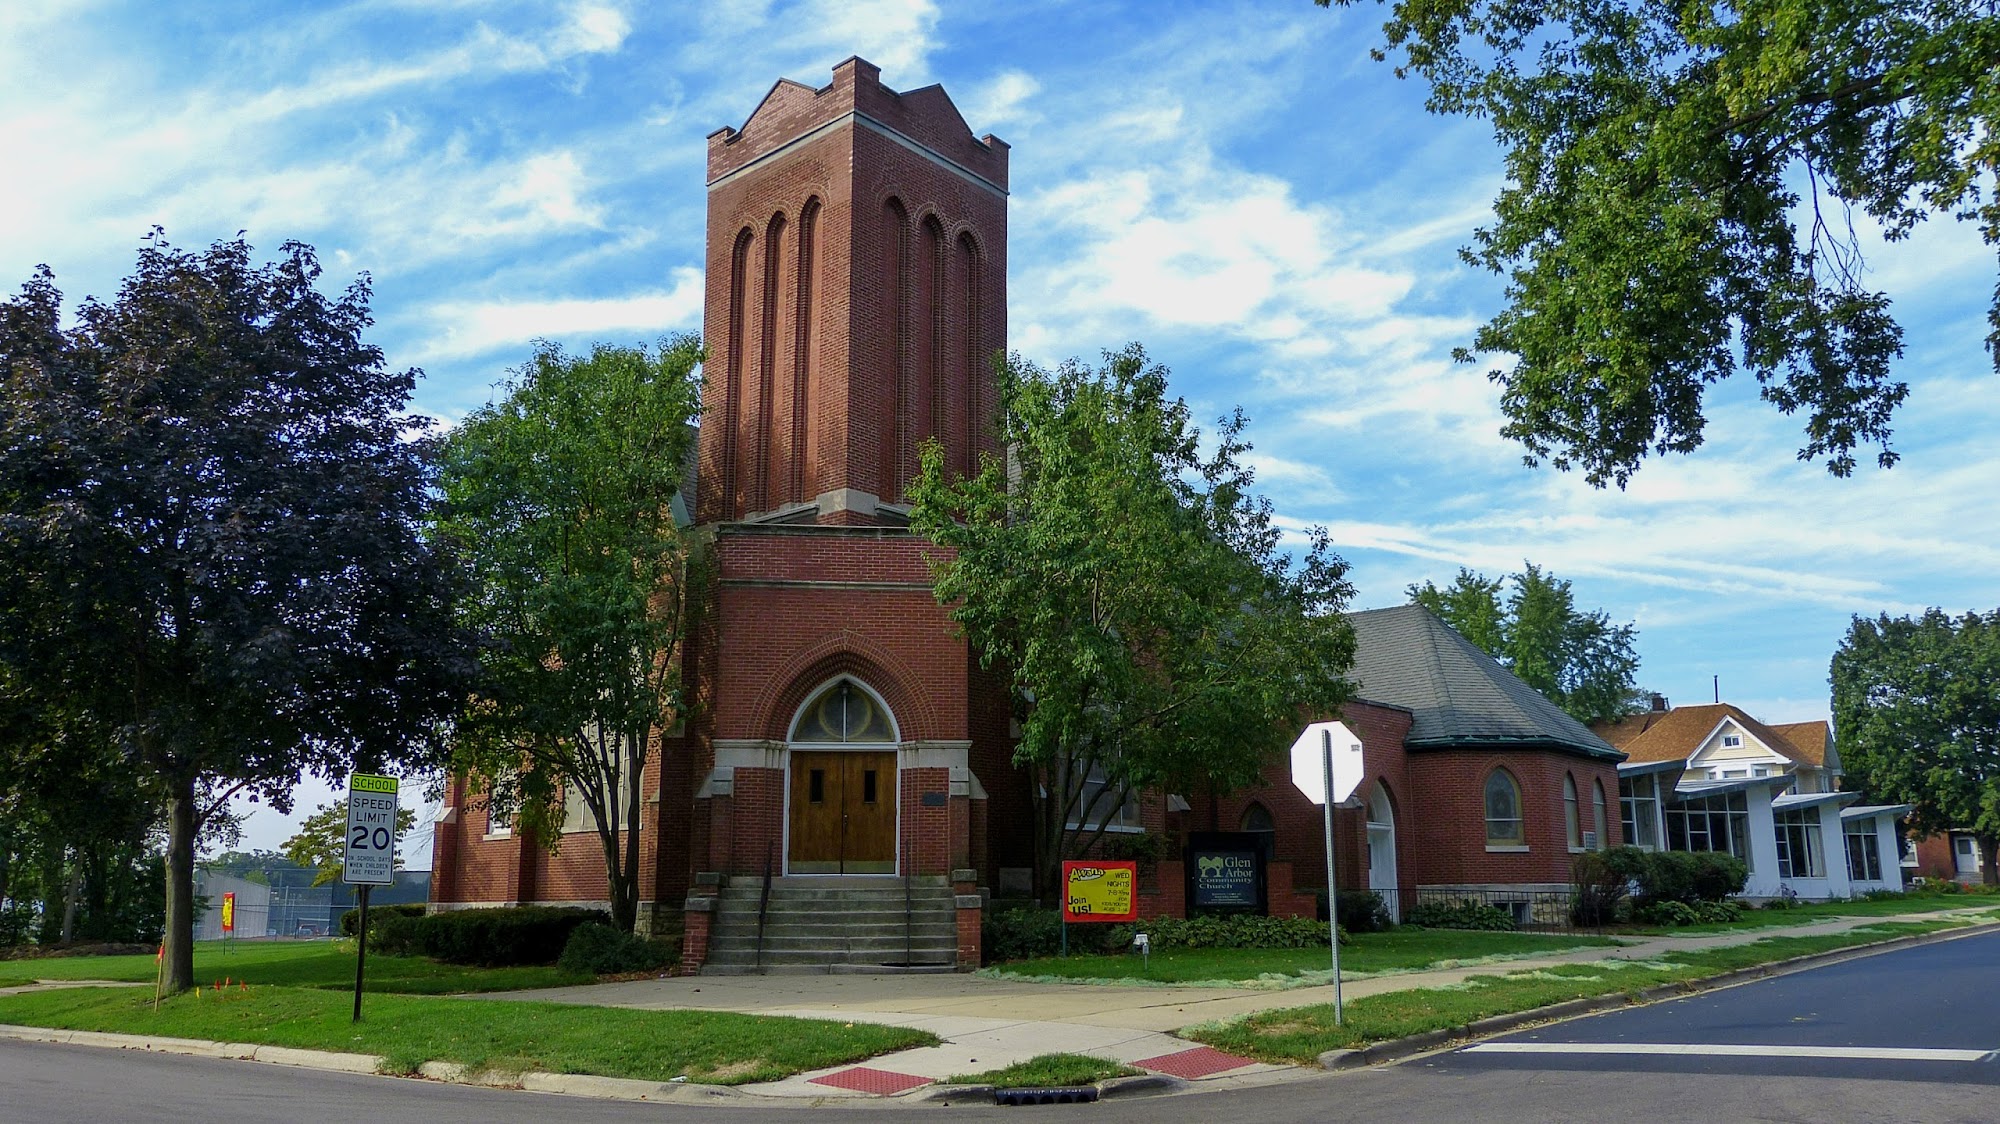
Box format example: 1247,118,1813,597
1315,918,2000,1072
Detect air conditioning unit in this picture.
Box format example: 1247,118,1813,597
1581,831,1598,849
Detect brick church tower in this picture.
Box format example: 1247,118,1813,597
672,58,1023,968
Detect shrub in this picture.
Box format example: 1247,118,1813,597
982,909,1113,963
1861,889,1906,902
1334,891,1393,934
1692,900,1741,924
1634,900,1698,926
1571,851,1632,926
339,902,427,939
1405,901,1516,931
557,923,675,975
372,906,611,966
1106,914,1347,950
1687,852,1749,902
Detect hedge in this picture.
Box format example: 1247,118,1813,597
338,902,427,940
372,906,611,966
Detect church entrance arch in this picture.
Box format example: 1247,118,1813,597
1367,783,1400,922
786,677,899,874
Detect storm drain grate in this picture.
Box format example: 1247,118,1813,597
993,1086,1100,1106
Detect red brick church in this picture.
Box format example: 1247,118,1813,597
429,59,1623,971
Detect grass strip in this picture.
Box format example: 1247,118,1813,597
0,940,591,994
949,1053,1144,1087
1186,921,1959,1065
984,929,1623,987
0,985,933,1084
1625,895,2000,934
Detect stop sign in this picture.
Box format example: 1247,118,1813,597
1289,720,1364,806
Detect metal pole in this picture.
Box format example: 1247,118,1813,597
1322,730,1343,1025
352,884,370,1023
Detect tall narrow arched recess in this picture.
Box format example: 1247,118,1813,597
724,226,754,517
882,197,911,494
753,210,788,515
921,215,947,458
956,230,982,477
790,197,820,506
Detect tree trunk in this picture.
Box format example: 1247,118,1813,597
1982,836,1999,888
600,824,636,933
162,775,198,993
58,855,81,944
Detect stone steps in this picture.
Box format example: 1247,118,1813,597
699,874,963,976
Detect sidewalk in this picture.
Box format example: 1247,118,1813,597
481,904,2000,1098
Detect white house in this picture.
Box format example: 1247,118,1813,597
1598,700,1905,900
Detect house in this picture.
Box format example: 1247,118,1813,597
1594,700,1906,899
1911,830,1991,885
1195,605,1627,927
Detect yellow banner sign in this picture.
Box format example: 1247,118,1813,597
1061,861,1138,922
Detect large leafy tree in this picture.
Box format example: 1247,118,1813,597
1322,0,2000,486
433,337,704,934
0,234,472,988
1832,608,2000,885
909,345,1357,891
1409,563,1644,725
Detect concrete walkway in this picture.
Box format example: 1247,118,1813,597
480,904,2000,1097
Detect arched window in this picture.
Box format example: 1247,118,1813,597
1485,770,1524,847
789,679,896,743
1240,802,1275,833
1564,773,1582,849
1592,780,1609,850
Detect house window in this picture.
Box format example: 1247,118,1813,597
1592,780,1609,850
1564,774,1582,849
1774,808,1825,879
1620,775,1662,851
484,791,513,839
563,726,641,833
1722,734,1743,748
1485,770,1525,847
1844,819,1883,882
1066,761,1141,832
1721,769,1748,779
1752,766,1769,778
1665,790,1751,864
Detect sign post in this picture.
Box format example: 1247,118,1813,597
1290,721,1364,1024
343,773,399,1023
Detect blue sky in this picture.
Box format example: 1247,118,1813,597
5,1,1995,859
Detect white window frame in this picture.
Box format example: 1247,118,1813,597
1722,734,1743,748
1485,769,1526,850
1065,760,1142,833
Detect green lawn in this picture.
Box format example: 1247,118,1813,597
985,928,1624,985
0,984,933,1084
1638,894,2000,934
950,1053,1144,1087
0,940,590,994
1188,921,1957,1064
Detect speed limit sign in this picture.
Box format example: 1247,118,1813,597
343,774,399,886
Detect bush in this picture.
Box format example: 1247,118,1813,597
1687,852,1749,902
1334,890,1393,934
1633,899,1742,927
1571,851,1632,926
1607,847,1748,908
339,902,427,939
982,909,1113,963
1405,901,1516,931
557,923,675,975
1106,914,1346,951
371,906,611,966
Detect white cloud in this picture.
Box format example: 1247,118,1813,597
413,267,704,361
962,69,1039,132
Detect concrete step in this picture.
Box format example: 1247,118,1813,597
715,905,956,922
716,889,958,906
714,919,957,939
702,947,956,969
701,962,960,976
710,928,957,949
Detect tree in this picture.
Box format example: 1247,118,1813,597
281,801,421,887
0,234,472,988
432,337,704,934
1832,608,2000,885
1321,0,2000,486
909,345,1357,892
1408,563,1644,725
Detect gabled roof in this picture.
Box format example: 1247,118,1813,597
1345,605,1623,762
1593,703,1829,768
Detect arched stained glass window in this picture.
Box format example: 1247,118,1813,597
1485,770,1524,846
790,679,896,743
1592,780,1609,850
1564,773,1582,849
1240,802,1275,833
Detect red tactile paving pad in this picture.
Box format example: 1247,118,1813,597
808,1067,935,1096
1133,1046,1261,1080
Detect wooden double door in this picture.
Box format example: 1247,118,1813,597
788,751,896,874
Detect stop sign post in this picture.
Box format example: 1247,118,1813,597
1290,721,1364,1024
343,773,399,1022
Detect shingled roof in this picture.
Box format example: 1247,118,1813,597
1345,605,1624,762
1592,703,1831,768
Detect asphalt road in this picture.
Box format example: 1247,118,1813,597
4,929,1997,1123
